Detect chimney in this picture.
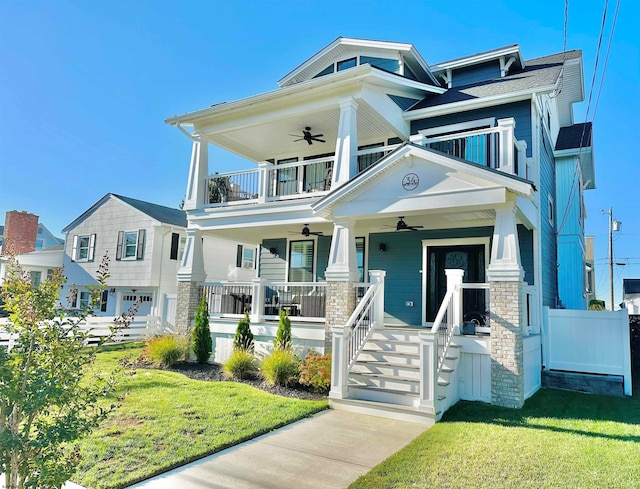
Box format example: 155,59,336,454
3,210,39,255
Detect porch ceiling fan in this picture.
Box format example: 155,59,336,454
290,127,325,145
289,224,323,237
382,216,424,232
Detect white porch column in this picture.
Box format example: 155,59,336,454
487,200,525,409
176,228,206,336
446,269,465,335
184,132,209,211
332,97,358,189
325,220,359,282
497,118,515,175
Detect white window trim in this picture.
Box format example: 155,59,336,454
418,117,496,138
286,237,318,283
122,231,139,260
548,193,555,226
72,234,96,262
421,237,491,327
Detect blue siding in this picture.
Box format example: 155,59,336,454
451,61,501,88
369,227,493,326
539,124,558,308
410,101,533,157
259,238,287,281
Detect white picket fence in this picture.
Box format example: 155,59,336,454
0,315,163,347
542,307,632,395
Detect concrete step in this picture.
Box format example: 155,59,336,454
352,360,420,379
329,397,436,425
349,372,419,393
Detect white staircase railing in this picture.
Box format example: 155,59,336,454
329,270,385,400
430,269,464,371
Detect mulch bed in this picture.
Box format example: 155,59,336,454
126,358,327,401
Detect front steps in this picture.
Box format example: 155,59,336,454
329,328,461,424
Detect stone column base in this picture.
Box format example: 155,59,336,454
176,281,203,336
490,280,524,409
324,281,357,353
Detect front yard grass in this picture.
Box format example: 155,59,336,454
72,346,328,489
350,388,640,489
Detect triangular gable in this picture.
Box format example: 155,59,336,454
312,144,533,219
278,37,438,87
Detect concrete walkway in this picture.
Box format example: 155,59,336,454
127,409,429,489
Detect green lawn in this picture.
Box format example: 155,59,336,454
72,346,328,489
350,389,640,489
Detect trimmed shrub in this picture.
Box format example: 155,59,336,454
233,312,254,352
192,295,212,363
261,349,300,387
274,310,292,351
299,351,331,393
589,299,606,310
223,349,258,380
145,335,188,367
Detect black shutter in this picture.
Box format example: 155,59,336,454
100,290,108,312
116,231,124,260
236,244,243,268
137,229,146,260
170,233,179,260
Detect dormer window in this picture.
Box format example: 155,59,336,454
314,55,402,79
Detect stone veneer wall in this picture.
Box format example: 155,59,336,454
176,281,203,336
490,280,525,408
324,281,357,352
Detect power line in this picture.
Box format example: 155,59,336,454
592,0,621,123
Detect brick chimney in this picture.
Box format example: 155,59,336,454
3,210,39,254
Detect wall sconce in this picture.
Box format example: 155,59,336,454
379,243,387,252
109,287,116,295
131,288,137,294
269,247,279,257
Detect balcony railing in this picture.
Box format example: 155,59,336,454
204,119,528,208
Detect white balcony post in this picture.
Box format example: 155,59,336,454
250,277,266,323
257,161,270,204
369,270,386,329
497,118,515,175
446,269,465,335
332,97,358,189
329,325,349,399
184,132,209,210
418,331,437,414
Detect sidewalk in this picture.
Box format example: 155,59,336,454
127,409,429,489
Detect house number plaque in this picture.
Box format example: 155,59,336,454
402,173,419,191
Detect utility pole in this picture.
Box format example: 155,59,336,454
603,207,621,311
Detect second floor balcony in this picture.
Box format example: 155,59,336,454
201,118,531,209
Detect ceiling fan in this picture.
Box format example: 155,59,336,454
289,224,324,237
290,127,325,145
382,216,424,232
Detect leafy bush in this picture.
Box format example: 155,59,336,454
274,310,292,351
145,335,188,367
192,295,212,363
589,299,606,310
233,312,254,352
261,349,300,387
223,349,258,380
299,351,331,393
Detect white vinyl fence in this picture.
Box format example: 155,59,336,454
542,307,631,395
0,315,162,347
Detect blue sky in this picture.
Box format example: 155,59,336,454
0,0,638,308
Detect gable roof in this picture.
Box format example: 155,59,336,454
430,44,524,73
408,50,582,111
62,194,186,233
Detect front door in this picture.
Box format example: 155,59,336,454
425,244,486,323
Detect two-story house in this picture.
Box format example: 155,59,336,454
166,38,595,424
61,193,257,328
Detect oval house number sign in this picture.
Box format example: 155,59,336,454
402,173,419,191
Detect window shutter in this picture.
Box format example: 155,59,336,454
236,245,243,268
88,234,96,262
116,231,124,261
100,290,108,312
71,235,78,262
137,229,145,260
170,233,179,260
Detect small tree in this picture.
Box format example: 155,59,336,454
589,299,606,310
0,254,132,489
274,310,292,351
192,295,212,363
233,312,254,352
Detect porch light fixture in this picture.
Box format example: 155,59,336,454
109,288,116,295
269,247,279,257
379,243,387,252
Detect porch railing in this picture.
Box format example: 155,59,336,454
202,280,327,321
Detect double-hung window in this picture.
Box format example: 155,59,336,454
236,245,255,269
116,229,145,260
72,234,96,262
